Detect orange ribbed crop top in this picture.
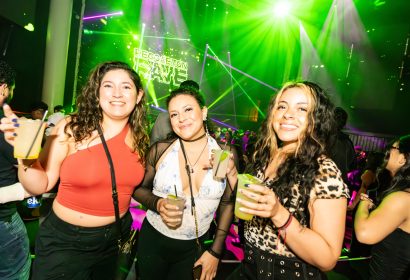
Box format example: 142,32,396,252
56,125,144,216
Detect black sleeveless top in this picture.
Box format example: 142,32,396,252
370,228,410,280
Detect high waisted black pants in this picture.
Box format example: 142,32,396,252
32,209,132,280
137,219,209,280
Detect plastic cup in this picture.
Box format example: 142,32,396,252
14,118,46,159
166,194,186,228
212,149,230,179
235,174,264,221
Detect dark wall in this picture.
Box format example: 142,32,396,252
0,0,50,114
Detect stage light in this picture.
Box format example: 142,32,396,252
83,29,93,35
24,23,34,31
272,1,291,18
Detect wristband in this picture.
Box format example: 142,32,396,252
276,212,293,230
276,213,293,248
207,248,222,259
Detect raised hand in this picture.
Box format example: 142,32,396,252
0,104,19,146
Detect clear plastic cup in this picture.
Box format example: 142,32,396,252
14,118,46,159
235,174,264,221
166,194,186,228
212,149,230,179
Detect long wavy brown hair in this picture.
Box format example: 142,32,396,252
65,61,149,162
249,81,336,225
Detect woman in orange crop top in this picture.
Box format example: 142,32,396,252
0,61,149,279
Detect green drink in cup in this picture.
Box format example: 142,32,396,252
212,149,231,179
166,194,186,228
235,174,264,221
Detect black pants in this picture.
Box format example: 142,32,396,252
227,242,326,280
137,219,209,280
32,209,132,280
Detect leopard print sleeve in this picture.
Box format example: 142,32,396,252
311,156,350,199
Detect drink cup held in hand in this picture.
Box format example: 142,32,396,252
235,174,264,221
212,149,230,179
14,118,46,159
166,194,186,228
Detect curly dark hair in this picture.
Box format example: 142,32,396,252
66,61,149,161
0,60,16,87
380,134,410,200
250,81,336,225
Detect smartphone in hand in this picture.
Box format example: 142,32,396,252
192,265,202,280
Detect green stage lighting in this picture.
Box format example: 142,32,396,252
273,1,291,18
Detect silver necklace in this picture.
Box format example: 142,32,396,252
185,138,208,173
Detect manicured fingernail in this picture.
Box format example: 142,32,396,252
13,123,19,127
12,118,18,123
13,132,17,137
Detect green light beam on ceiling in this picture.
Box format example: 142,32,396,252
206,45,265,118
210,113,249,118
135,23,146,72
83,30,137,36
143,35,190,41
145,79,158,107
207,83,239,109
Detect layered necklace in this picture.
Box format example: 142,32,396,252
182,133,208,173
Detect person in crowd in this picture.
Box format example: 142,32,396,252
133,86,238,279
354,134,410,280
0,60,31,279
347,151,385,259
30,101,49,120
227,81,349,279
348,151,385,211
330,106,356,186
45,105,65,136
0,61,149,279
150,80,200,145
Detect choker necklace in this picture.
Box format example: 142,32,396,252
182,133,206,142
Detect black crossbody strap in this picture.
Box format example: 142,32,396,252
97,125,122,245
179,138,201,246
179,138,196,213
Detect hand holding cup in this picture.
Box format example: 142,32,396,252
211,148,236,179
158,195,186,229
236,175,282,220
0,104,20,146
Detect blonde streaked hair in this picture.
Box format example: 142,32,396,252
254,82,323,162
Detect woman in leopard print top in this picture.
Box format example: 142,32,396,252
227,81,349,280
